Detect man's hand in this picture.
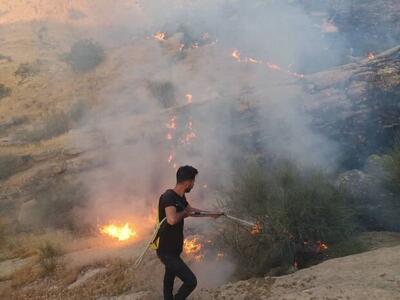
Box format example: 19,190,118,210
183,208,191,218
209,212,224,219
189,211,224,218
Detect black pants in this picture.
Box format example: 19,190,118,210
158,253,197,300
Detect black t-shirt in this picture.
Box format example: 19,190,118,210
157,189,188,255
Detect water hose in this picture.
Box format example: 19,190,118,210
134,217,166,268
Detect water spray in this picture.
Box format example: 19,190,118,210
192,212,257,227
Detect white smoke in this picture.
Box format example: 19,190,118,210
67,0,347,285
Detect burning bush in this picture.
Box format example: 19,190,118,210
62,39,105,73
220,160,355,277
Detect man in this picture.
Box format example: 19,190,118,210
157,165,223,300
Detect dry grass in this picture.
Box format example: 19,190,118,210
1,231,71,261
1,255,162,300
37,241,64,274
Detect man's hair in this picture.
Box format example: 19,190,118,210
176,165,198,183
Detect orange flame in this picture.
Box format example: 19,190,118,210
232,49,241,61
184,236,204,261
166,116,177,129
231,48,304,78
317,241,328,251
250,223,261,235
167,153,174,163
153,31,166,42
100,223,137,241
185,94,193,104
368,52,375,60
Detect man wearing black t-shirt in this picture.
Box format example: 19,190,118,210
157,165,223,300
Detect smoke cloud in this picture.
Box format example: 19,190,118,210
66,0,349,285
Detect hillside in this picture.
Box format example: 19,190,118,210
196,244,400,300
1,1,400,299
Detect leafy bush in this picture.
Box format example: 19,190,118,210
220,160,355,277
18,112,70,143
63,39,105,72
0,83,11,99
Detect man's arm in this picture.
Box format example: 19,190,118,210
165,206,190,225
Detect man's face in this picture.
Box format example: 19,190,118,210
184,179,195,193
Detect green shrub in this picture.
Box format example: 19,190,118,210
220,160,355,277
63,39,105,72
0,84,11,99
18,112,70,143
